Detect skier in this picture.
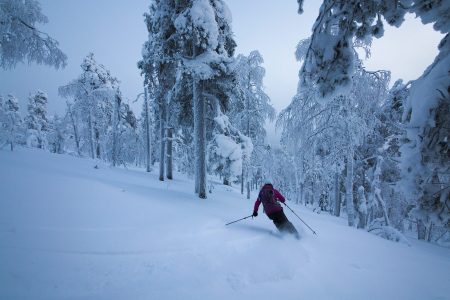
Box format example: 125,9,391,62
252,182,300,239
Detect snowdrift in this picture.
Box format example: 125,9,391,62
0,148,449,300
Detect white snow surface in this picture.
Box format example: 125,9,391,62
1,148,450,300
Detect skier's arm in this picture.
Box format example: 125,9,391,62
273,189,286,203
253,198,261,214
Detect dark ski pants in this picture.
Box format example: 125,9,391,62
268,210,300,239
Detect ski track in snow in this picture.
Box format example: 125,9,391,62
0,148,449,300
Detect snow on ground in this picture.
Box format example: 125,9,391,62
0,148,449,300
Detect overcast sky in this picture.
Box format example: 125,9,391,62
0,0,443,119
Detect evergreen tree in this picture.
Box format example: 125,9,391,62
140,0,238,198
138,0,178,181
0,94,21,150
174,0,236,198
25,90,48,149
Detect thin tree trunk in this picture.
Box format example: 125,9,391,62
293,158,300,204
345,149,355,226
417,219,426,240
166,127,173,180
375,191,390,226
95,127,101,159
193,78,200,194
88,110,95,159
144,86,152,172
197,82,207,199
112,95,120,167
9,123,14,151
334,171,341,217
68,105,81,156
299,151,305,204
159,99,165,181
241,164,244,194
426,222,433,242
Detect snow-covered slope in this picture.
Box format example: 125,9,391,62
1,148,449,300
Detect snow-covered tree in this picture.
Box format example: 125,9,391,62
281,36,391,225
208,103,253,188
138,0,176,181
0,94,21,150
140,0,238,198
24,90,48,149
112,102,140,166
296,0,448,100
231,50,275,198
297,0,449,235
47,114,66,154
174,0,237,198
293,1,448,238
0,0,67,69
401,37,450,239
64,101,81,156
59,53,118,160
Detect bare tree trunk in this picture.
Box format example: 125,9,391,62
166,127,173,180
95,127,101,159
375,191,390,226
417,219,426,240
191,37,207,198
193,78,200,194
334,171,341,217
197,82,207,199
299,151,305,204
159,99,165,181
192,76,206,198
111,95,120,167
88,110,95,159
345,149,355,226
68,104,81,156
426,222,433,242
241,165,244,194
293,157,300,204
9,122,14,151
144,87,152,172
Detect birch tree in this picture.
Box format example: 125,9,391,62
297,0,449,233
231,51,275,198
59,53,119,160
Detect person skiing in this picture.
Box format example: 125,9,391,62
252,182,300,239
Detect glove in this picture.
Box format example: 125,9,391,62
252,211,258,217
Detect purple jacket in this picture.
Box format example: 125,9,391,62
253,184,285,216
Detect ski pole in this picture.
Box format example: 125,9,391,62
283,203,318,235
225,215,253,226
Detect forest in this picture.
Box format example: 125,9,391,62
1,0,449,246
